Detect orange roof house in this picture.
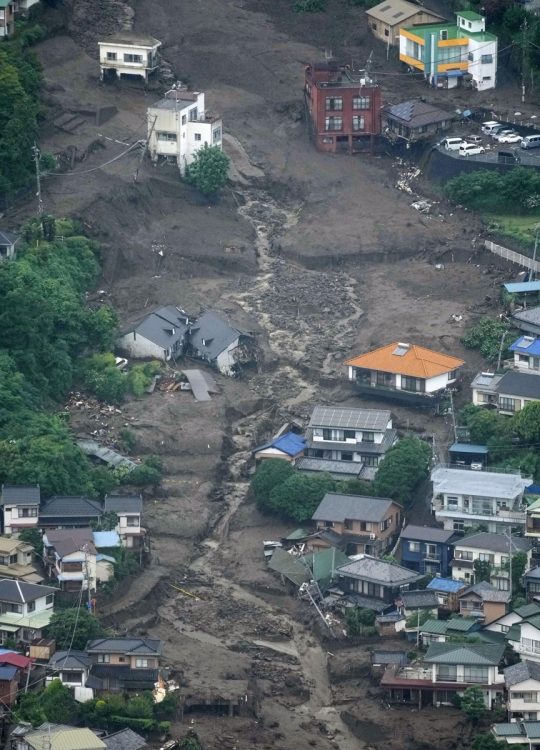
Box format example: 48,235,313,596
345,342,464,404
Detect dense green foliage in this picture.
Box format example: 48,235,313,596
18,528,43,556
460,686,487,723
446,169,540,216
345,607,376,636
185,145,230,197
0,220,122,496
471,735,507,750
81,690,177,732
80,353,127,404
461,318,515,364
460,403,540,479
16,680,80,726
47,608,106,651
473,559,492,583
0,26,44,196
372,437,432,508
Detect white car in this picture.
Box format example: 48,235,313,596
492,129,515,141
498,132,522,144
459,143,486,156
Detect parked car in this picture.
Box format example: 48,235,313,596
459,143,486,156
467,135,484,144
481,121,501,135
498,132,522,144
522,134,540,149
491,128,513,140
498,150,520,164
442,137,465,151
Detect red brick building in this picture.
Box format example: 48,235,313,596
304,62,382,153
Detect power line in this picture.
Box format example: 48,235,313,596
43,141,143,179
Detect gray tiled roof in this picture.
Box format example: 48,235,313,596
0,579,56,604
513,306,540,326
49,650,91,670
400,589,438,609
312,493,399,523
188,310,250,362
400,524,454,543
460,581,511,603
40,497,103,518
505,660,540,687
104,495,142,514
496,370,540,399
86,638,161,656
424,642,505,666
103,729,147,750
383,99,452,129
308,405,391,432
337,556,424,585
0,485,40,506
296,457,363,477
123,306,188,349
0,230,18,246
454,532,531,554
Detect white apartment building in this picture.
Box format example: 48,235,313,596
431,467,530,533
98,32,161,83
450,532,532,589
147,88,223,175
1,485,40,536
505,661,540,721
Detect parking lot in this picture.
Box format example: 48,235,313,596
436,121,540,166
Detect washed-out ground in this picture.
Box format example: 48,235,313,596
4,0,524,746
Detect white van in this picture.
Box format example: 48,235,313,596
521,134,540,149
459,143,486,156
442,137,465,151
481,121,501,135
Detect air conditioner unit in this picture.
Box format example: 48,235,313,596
369,533,376,540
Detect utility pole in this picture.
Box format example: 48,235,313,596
134,115,157,182
522,18,528,104
497,330,509,371
507,528,514,602
32,143,43,216
449,391,458,443
83,544,92,611
532,225,539,282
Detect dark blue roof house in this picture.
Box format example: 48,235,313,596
448,442,488,468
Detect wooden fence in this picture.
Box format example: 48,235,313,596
484,239,540,273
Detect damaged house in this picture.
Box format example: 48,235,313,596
187,310,257,376
116,306,189,362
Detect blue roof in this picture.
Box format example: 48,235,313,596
255,432,306,457
427,577,467,593
0,665,18,680
93,531,121,548
510,336,540,357
526,485,540,495
96,553,116,563
449,443,489,455
504,281,540,294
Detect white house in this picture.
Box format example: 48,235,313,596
188,310,255,376
1,485,40,536
509,336,540,374
0,230,18,260
450,532,532,590
505,661,540,721
431,467,530,533
507,614,540,663
0,579,56,643
43,529,100,593
98,31,161,82
104,495,144,549
147,87,223,175
471,370,540,415
485,602,540,635
47,650,93,702
116,305,189,362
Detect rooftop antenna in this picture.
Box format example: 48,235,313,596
323,48,333,61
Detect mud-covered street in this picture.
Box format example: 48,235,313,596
3,0,523,746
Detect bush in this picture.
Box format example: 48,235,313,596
268,472,336,522
185,145,230,197
124,455,162,486
461,318,514,364
373,437,431,508
126,361,161,397
79,353,127,404
345,607,376,636
446,168,540,215
251,459,295,511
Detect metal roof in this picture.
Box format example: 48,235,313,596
367,0,444,24
0,580,56,604
420,617,477,635
400,524,454,543
383,99,452,129
493,721,540,740
103,729,147,750
313,493,399,523
122,306,188,350
471,371,503,391
0,230,18,246
513,306,540,326
0,665,18,680
337,556,424,585
308,405,391,432
40,496,102,518
0,485,40,506
426,577,467,593
400,589,438,608
296,457,362,477
424,642,505,665
431,466,528,500
86,638,161,656
24,726,105,750
504,281,540,294
267,548,308,587
496,370,540,399
93,531,121,548
449,443,489,455
453,532,531,554
99,31,161,48
104,495,142,514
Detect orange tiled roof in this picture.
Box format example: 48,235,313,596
344,342,464,379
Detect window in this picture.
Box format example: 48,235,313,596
361,455,378,467
157,132,177,142
447,496,459,509
62,671,82,684
213,127,222,142
135,658,149,668
98,654,110,663
126,516,139,527
325,116,343,132
322,429,332,440
409,541,420,553
106,52,117,61
454,520,465,532
464,666,488,683
27,601,35,613
362,431,374,442
118,656,126,663
440,29,448,40
341,451,353,461
353,96,370,110
20,507,38,518
194,133,202,141
426,544,437,558
325,97,343,111
482,76,492,81
189,108,198,121
478,553,493,562
437,665,457,681
344,519,353,530
123,53,142,63
343,430,355,440
468,52,474,62
46,594,54,605
401,376,425,392
371,22,377,29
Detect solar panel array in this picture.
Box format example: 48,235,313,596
309,406,391,432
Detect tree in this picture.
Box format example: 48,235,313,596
123,456,162,486
372,437,431,507
185,145,230,197
345,607,376,636
461,318,513,364
79,353,127,404
472,733,507,750
473,558,492,584
18,527,43,556
251,459,295,511
513,401,540,443
460,686,487,723
16,679,79,726
268,472,336,522
47,608,105,651
511,551,528,594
